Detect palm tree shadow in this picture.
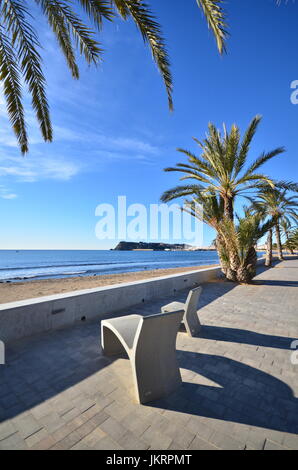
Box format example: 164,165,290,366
200,325,296,349
147,351,298,434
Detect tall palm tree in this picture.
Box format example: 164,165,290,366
250,188,298,264
280,219,293,254
286,227,298,253
182,192,274,282
161,115,285,221
0,0,228,154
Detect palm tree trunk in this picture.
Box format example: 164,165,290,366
275,222,284,261
215,235,227,276
265,229,272,267
215,234,238,281
223,197,234,220
237,246,257,283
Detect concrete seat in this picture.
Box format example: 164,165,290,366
101,310,184,404
161,286,202,337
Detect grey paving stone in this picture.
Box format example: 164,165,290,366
142,425,173,450
188,435,219,450
283,433,298,450
0,420,17,440
120,412,151,435
92,435,123,450
0,432,27,450
99,416,128,441
11,413,43,439
51,430,82,450
117,430,149,450
25,428,49,448
72,427,106,449
263,439,289,450
209,430,245,450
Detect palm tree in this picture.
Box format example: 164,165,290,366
161,115,284,221
250,188,298,264
286,227,298,253
160,116,290,281
222,211,274,283
280,219,293,254
182,192,274,282
0,0,228,154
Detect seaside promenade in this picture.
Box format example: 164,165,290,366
0,259,297,450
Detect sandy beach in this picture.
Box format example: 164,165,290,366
0,264,218,304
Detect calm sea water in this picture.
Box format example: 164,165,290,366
0,250,220,282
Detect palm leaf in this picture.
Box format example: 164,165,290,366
36,0,102,68
77,0,114,27
160,184,204,203
113,0,173,110
0,27,27,153
233,115,262,177
2,0,52,143
196,0,228,54
35,0,80,78
237,147,285,183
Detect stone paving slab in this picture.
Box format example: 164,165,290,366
0,259,297,450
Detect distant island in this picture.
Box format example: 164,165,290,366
112,241,216,251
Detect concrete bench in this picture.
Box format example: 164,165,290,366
161,286,202,337
101,309,184,404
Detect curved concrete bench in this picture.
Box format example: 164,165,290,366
161,286,202,337
101,310,184,404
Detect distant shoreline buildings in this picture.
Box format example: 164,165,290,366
112,241,216,251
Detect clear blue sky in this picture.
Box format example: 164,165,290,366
0,0,297,249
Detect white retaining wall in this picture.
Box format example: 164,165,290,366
0,266,221,343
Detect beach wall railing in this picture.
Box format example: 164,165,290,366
0,266,222,343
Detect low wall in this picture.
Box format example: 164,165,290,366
0,266,221,343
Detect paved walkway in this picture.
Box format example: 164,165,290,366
0,259,297,450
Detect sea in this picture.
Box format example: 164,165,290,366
0,249,220,282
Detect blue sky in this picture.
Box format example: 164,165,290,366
0,0,298,249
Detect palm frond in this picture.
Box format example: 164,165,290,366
113,0,173,110
77,0,114,27
225,123,240,176
35,0,79,78
233,115,262,177
0,27,27,153
160,184,204,203
196,0,228,54
274,180,298,192
239,147,285,181
36,0,102,68
236,173,274,187
2,0,52,143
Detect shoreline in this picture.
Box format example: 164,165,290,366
0,264,219,304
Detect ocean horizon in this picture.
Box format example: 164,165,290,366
0,249,222,282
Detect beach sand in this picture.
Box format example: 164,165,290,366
0,264,219,304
